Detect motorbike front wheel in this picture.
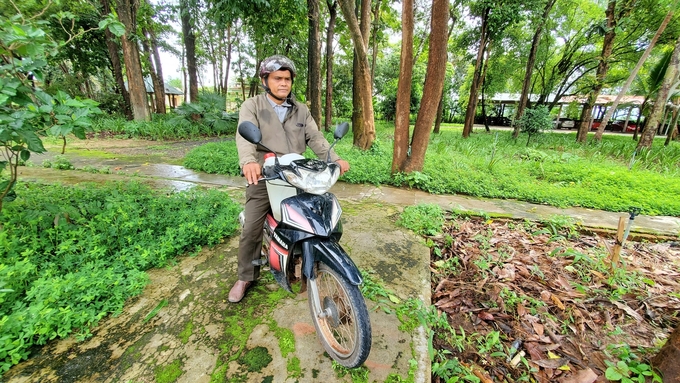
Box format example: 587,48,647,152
308,262,372,368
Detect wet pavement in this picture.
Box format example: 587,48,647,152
4,144,679,383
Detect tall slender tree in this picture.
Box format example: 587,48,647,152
393,0,449,173
324,0,338,131
116,0,149,121
392,0,414,173
593,3,676,141
338,0,375,149
513,0,556,138
180,0,198,103
308,0,322,126
576,0,636,142
100,0,133,119
637,34,680,149
462,0,525,138
370,0,382,82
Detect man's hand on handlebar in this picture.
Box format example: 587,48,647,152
243,162,262,185
336,159,350,175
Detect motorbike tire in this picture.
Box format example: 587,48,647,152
308,262,371,368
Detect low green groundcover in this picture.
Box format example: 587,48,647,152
0,181,241,373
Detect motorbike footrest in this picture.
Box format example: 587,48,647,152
252,258,268,266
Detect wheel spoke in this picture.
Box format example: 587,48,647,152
308,262,371,368
315,269,357,356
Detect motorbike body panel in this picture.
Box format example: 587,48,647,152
301,238,362,285
279,193,342,238
264,191,354,291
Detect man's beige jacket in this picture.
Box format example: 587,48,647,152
236,93,340,168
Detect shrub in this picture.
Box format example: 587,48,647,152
169,92,238,136
183,141,241,176
516,106,554,146
0,182,241,372
397,204,445,236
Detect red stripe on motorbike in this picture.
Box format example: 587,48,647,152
284,205,314,232
269,242,287,271
267,214,278,229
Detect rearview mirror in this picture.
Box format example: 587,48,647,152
334,122,349,140
238,121,262,144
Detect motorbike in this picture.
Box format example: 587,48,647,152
237,121,372,368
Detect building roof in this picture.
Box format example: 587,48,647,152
559,95,645,106
142,77,183,95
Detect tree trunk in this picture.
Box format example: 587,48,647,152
324,0,338,131
141,36,156,114
652,324,680,382
402,0,448,173
594,5,674,141
149,28,166,114
143,27,166,115
665,105,679,145
433,93,444,134
100,0,133,120
308,0,322,127
338,0,375,150
576,0,617,142
462,8,489,138
637,34,680,149
481,57,490,132
223,25,232,99
370,0,382,83
391,0,414,173
433,8,457,135
513,0,555,138
181,0,199,103
116,0,150,121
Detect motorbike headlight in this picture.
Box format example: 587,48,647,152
282,162,340,195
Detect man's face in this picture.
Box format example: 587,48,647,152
264,70,292,101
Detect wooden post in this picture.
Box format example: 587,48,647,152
610,216,626,268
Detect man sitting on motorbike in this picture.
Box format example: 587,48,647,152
231,54,350,303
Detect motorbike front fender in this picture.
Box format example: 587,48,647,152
301,238,362,286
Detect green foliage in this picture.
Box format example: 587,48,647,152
604,344,662,383
0,14,102,212
239,346,272,372
516,106,554,146
0,182,241,372
169,93,238,136
183,141,241,175
42,155,74,170
332,361,369,382
91,111,236,141
397,204,445,236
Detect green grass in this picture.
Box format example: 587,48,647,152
91,111,236,140
184,122,680,216
0,181,241,373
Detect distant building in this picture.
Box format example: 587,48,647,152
142,77,184,108
125,77,184,109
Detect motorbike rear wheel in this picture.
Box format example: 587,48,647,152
308,262,371,368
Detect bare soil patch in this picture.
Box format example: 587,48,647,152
429,216,679,382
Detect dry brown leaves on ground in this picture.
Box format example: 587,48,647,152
429,216,680,383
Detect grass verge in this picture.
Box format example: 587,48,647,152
183,122,680,216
